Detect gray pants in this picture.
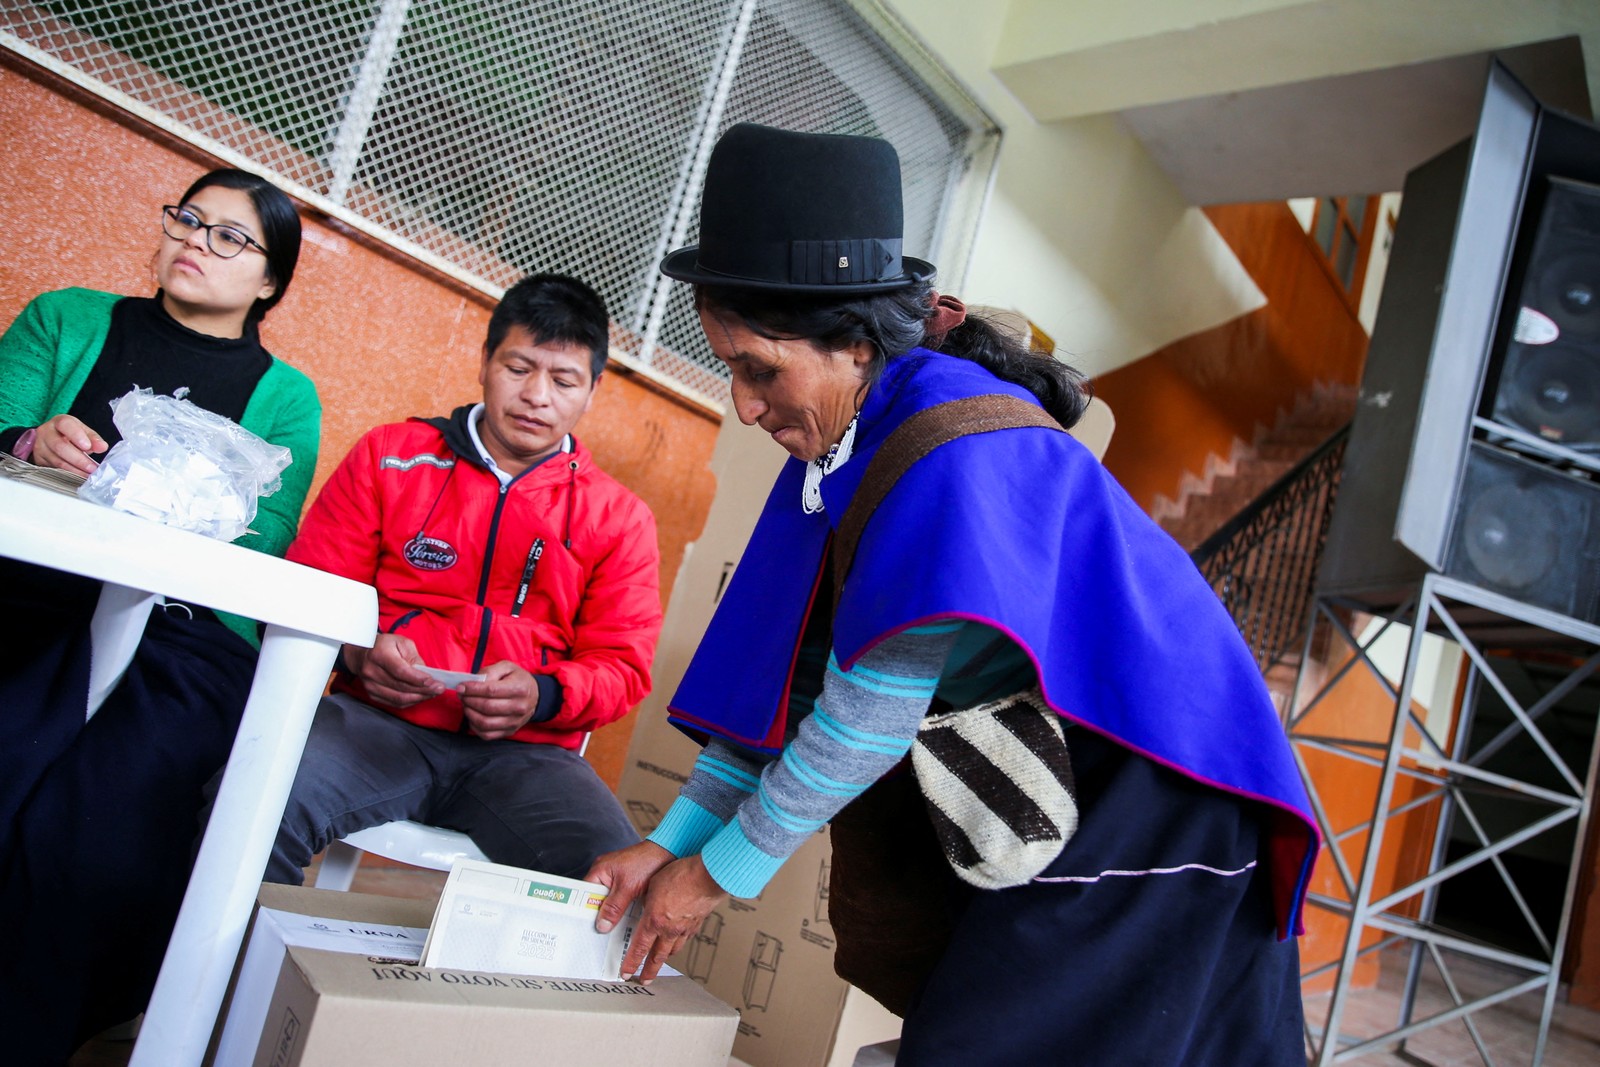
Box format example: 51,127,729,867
265,693,638,884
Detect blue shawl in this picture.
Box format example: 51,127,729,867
670,350,1318,937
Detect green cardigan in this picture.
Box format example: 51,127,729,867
0,287,322,646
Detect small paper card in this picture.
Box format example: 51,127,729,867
418,665,488,687
421,859,638,980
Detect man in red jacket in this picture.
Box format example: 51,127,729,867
265,273,662,882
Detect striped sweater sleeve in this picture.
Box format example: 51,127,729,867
647,740,769,858
691,622,963,898
645,632,830,858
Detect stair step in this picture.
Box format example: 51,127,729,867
1263,425,1341,447
1162,384,1354,550
1180,468,1293,522
1257,441,1320,462
1234,456,1297,481
1264,661,1301,695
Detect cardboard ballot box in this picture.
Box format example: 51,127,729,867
616,417,902,1067
206,884,738,1067
621,710,898,1067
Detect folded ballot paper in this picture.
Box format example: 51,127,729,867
421,859,639,980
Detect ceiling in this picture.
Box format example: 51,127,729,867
1116,36,1593,205
981,2,1600,207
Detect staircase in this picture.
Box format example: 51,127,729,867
1160,384,1357,551
1160,385,1358,705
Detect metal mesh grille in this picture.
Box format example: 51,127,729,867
1,0,997,407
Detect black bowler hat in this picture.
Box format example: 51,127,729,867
660,123,936,293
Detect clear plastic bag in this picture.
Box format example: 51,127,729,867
77,387,292,541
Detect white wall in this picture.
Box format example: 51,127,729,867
1357,192,1404,334
886,0,1263,378
1357,615,1464,762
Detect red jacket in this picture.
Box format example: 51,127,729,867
287,407,662,748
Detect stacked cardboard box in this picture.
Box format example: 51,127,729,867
206,885,738,1067
616,418,901,1067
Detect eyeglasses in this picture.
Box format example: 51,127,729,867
160,205,268,259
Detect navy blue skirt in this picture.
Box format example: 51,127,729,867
893,728,1304,1066
0,560,257,1063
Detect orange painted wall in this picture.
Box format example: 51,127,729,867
0,54,721,788
1095,201,1370,513
1294,642,1451,993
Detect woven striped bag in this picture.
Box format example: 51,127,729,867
831,394,1079,890
910,687,1078,889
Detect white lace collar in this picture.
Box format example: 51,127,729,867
801,414,858,514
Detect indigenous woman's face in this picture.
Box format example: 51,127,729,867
699,306,874,462
154,184,276,336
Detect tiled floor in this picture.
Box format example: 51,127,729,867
70,861,1600,1066
1303,944,1600,1065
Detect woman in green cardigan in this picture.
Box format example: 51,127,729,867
0,169,318,582
0,167,319,1064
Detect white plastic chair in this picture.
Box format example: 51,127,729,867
314,820,487,890
313,732,591,891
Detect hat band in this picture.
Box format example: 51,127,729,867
699,237,904,287
792,237,902,286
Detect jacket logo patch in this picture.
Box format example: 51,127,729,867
403,535,458,571
381,454,455,471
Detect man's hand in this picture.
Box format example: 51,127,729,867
30,414,106,475
343,633,444,708
588,844,727,984
457,660,540,740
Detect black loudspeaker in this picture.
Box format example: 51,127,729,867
1487,177,1600,448
1444,444,1600,621
1318,61,1600,625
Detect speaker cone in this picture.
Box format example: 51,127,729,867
1496,341,1600,443
1459,480,1561,591
1533,249,1600,339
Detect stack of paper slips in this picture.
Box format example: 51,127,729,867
0,453,86,495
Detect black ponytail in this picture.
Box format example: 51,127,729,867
696,282,1091,429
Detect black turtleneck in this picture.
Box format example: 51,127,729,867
65,296,271,450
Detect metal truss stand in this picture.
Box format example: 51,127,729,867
1293,574,1600,1066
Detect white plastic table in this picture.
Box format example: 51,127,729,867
0,478,377,1066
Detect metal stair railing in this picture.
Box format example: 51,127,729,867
1190,425,1350,674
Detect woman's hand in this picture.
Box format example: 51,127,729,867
588,843,728,983
342,634,444,707
30,414,106,475
588,841,674,930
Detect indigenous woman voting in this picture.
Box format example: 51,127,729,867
587,124,1319,1066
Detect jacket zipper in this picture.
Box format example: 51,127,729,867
470,482,512,673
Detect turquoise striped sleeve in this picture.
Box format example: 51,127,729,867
676,739,772,824
699,817,787,898
646,796,727,859
648,740,772,858
709,625,963,892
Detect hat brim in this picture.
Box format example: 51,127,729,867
660,246,935,294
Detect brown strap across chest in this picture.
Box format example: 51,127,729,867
831,394,1063,615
